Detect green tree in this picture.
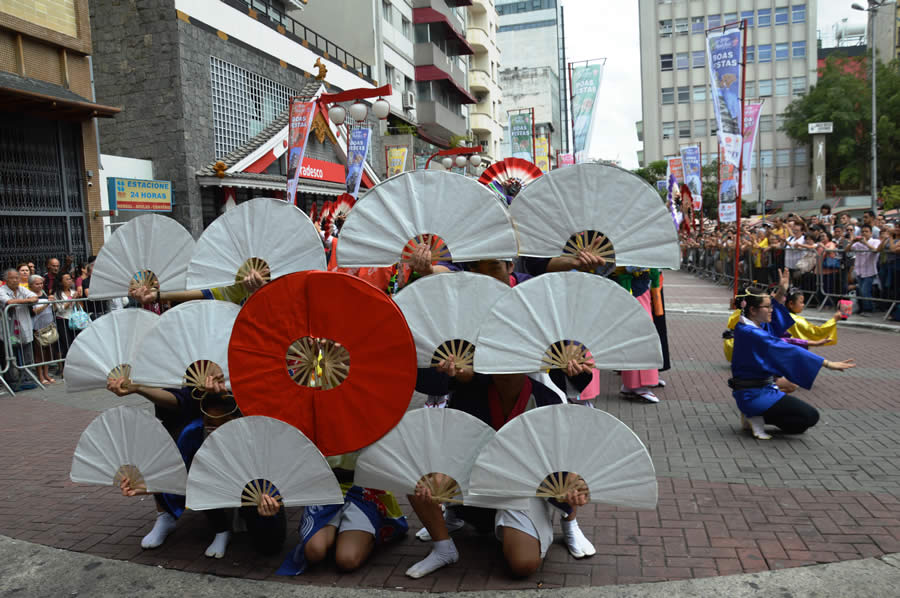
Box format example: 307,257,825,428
633,159,668,200
700,159,719,220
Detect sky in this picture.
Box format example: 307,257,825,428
560,0,871,169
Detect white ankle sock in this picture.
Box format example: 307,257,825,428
561,518,596,558
141,512,176,549
205,530,232,559
415,508,466,542
405,539,458,578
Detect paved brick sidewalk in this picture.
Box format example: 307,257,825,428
1,272,898,591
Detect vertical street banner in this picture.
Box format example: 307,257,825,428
557,153,575,167
666,156,683,228
286,99,316,205
535,135,550,173
509,112,533,161
385,146,408,177
680,145,702,210
345,127,371,199
706,28,743,168
570,63,604,163
718,145,738,222
666,156,683,187
740,102,763,195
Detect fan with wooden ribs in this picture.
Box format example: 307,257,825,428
477,157,543,203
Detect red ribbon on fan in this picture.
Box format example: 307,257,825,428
228,271,417,456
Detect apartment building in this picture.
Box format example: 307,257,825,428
467,0,503,161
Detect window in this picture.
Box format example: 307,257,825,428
401,16,411,39
660,53,673,71
760,150,773,167
724,12,737,24
775,78,789,96
661,87,674,104
404,76,413,93
692,50,705,68
759,115,773,132
795,147,808,165
741,10,754,27
691,16,705,34
792,76,807,95
675,18,688,35
776,113,786,130
746,45,755,63
693,85,706,102
792,41,806,58
385,64,395,88
775,43,789,60
382,0,393,24
758,8,771,27
659,19,672,37
710,119,718,134
678,86,690,103
745,80,756,98
414,23,430,43
775,7,788,25
758,44,772,63
662,121,674,139
694,119,707,137
679,120,691,138
792,4,806,24
759,79,773,96
708,15,721,29
776,149,791,166
676,52,689,70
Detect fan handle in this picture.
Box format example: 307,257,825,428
540,341,591,371
286,337,350,390
430,339,474,370
535,471,590,502
562,230,616,264
241,479,284,508
400,234,452,265
235,257,272,285
418,473,464,505
113,464,147,492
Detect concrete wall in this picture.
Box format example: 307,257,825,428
499,66,560,157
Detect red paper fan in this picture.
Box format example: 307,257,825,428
477,157,543,188
228,271,417,456
309,203,319,224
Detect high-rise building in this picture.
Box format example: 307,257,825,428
496,0,567,161
638,1,818,205
466,0,503,161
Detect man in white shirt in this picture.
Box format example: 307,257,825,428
0,268,38,386
850,225,882,316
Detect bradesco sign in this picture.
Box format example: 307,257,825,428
297,157,345,183
107,177,172,211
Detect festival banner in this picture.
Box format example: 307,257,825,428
557,153,575,168
345,127,371,199
570,63,604,163
740,102,763,196
706,28,743,168
666,156,683,186
680,145,702,210
385,146,409,177
718,145,738,222
535,135,550,173
286,99,316,205
509,112,534,161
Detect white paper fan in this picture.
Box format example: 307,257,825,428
64,309,160,392
70,405,187,494
130,300,241,389
392,272,509,368
473,272,662,374
511,163,680,269
89,214,195,299
185,198,327,290
185,416,343,510
336,170,519,267
354,408,495,504
468,404,657,509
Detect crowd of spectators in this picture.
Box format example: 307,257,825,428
679,206,900,320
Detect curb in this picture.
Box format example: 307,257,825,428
667,308,900,333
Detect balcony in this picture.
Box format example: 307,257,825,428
469,69,492,93
413,6,474,56
417,99,467,140
470,112,501,136
414,43,468,89
468,0,491,14
467,27,491,53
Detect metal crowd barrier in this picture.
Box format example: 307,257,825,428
2,295,114,396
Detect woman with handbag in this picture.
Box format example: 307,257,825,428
53,273,78,377
29,275,57,385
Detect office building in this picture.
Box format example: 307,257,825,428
467,0,503,161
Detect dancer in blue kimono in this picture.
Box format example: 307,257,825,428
730,268,855,439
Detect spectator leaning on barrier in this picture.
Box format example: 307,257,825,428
850,225,882,316
0,268,38,386
42,257,60,296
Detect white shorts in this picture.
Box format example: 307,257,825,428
494,497,554,558
325,502,375,536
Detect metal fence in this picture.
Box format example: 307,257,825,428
681,244,900,320
2,295,117,396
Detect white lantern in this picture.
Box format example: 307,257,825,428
328,105,346,125
349,102,368,122
469,154,482,168
372,98,390,119
455,155,468,168
441,157,453,169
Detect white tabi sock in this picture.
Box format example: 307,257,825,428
205,530,232,559
405,539,459,578
141,512,176,549
561,518,596,558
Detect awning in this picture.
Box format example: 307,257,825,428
412,8,474,56
0,71,120,119
415,65,477,104
444,0,473,6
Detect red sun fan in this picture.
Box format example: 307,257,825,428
477,157,544,188
331,193,356,222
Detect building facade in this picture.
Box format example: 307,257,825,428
638,0,818,205
466,0,503,161
0,0,120,266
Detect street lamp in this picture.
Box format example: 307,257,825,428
423,145,484,171
851,0,885,211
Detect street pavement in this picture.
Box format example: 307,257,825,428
1,269,899,592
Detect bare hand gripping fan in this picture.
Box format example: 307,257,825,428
354,408,495,504
64,309,160,392
511,163,681,269
473,272,663,374
130,300,241,389
186,198,327,290
392,272,509,368
336,170,519,267
185,416,343,511
71,406,187,495
468,404,658,510
89,214,195,299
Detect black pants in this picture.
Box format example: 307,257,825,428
762,394,819,434
206,505,287,556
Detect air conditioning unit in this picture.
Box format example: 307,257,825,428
403,91,416,109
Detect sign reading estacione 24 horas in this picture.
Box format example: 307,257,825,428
108,177,172,211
